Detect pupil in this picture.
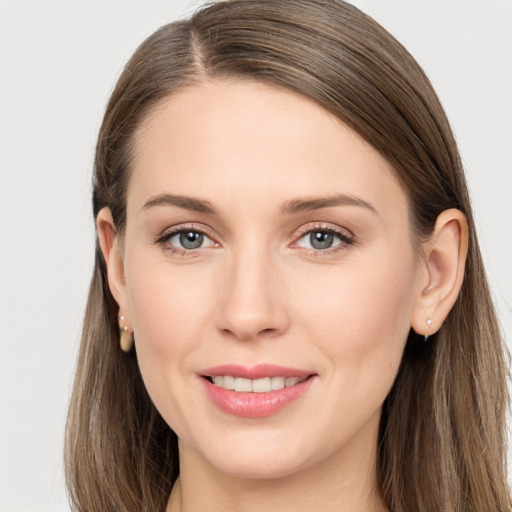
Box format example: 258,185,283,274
180,231,203,249
310,231,333,250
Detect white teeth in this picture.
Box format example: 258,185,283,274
222,375,235,390
285,377,299,387
252,378,271,393
234,377,253,392
271,376,285,390
210,375,307,392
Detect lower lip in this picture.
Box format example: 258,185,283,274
201,376,315,418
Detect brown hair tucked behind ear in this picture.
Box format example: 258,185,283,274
65,1,511,511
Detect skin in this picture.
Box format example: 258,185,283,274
98,80,468,512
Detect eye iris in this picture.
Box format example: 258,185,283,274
310,231,334,249
179,231,203,249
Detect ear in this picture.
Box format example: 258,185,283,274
411,208,469,337
96,207,129,312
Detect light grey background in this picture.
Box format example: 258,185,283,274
1,1,511,510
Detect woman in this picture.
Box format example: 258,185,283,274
65,1,511,511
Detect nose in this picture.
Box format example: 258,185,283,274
215,245,290,341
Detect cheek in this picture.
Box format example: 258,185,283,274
299,250,417,383
123,252,217,397
126,252,214,343
123,257,219,438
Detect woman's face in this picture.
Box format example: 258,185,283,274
118,80,425,480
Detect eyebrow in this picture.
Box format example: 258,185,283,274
141,192,377,216
280,194,377,215
142,194,217,214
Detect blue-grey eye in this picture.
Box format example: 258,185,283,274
298,230,344,250
310,231,334,249
167,230,214,250
180,231,204,249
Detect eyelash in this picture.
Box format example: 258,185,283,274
155,223,355,257
156,224,217,257
293,223,355,256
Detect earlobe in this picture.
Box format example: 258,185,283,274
96,207,129,309
411,209,468,337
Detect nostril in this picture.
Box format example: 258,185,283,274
220,327,279,340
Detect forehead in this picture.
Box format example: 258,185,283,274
128,79,407,218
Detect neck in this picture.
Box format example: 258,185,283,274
167,421,387,512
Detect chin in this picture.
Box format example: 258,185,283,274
191,431,317,481
211,455,309,481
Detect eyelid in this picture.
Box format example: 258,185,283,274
293,222,354,241
291,222,355,254
155,223,219,250
154,221,354,255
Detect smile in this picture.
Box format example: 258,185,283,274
207,375,308,393
200,365,316,418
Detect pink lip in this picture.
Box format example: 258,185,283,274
200,364,316,418
201,364,311,379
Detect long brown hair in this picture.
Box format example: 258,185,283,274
65,1,510,510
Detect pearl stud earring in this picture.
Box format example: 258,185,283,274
424,318,433,342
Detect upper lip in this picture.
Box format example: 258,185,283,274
201,364,314,380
